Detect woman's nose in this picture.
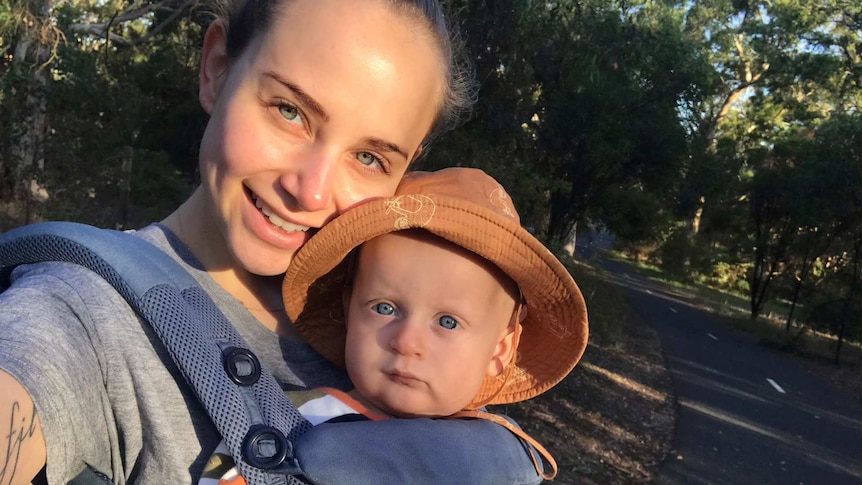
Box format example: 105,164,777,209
388,320,424,357
282,148,336,213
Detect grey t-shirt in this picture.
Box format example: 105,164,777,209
0,224,349,484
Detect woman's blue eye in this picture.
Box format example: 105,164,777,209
373,302,395,315
278,104,303,125
357,152,383,168
438,316,459,330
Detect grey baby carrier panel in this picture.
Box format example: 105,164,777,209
0,222,309,485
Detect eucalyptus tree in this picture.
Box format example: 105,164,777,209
805,114,862,359
0,0,200,226
1,0,63,209
432,0,709,246
676,0,860,235
665,0,861,322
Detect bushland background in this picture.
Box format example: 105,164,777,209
2,1,860,482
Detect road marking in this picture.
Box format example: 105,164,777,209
766,378,786,394
646,289,653,295
707,333,718,340
670,307,677,313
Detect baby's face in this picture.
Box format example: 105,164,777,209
344,231,517,417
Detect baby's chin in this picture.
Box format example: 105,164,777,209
376,399,462,419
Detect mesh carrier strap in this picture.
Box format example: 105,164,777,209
0,222,310,485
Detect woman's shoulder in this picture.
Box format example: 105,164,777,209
0,224,163,330
133,223,205,269
0,223,187,309
0,259,146,374
4,258,117,297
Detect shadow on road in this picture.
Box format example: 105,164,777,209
594,257,862,485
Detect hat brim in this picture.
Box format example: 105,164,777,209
283,194,588,404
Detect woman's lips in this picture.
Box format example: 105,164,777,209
251,193,311,233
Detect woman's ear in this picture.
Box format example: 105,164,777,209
199,20,230,114
486,323,520,377
409,145,424,164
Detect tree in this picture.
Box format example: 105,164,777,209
0,0,200,227
2,0,62,213
431,0,709,248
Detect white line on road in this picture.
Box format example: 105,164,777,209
707,333,718,340
670,307,678,313
766,378,786,394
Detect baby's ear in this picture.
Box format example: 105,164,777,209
487,322,521,377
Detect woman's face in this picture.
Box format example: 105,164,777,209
197,0,444,276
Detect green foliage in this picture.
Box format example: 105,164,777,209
1,0,860,342
427,0,710,245
807,300,862,342
656,231,695,278
128,150,194,224
0,0,204,227
595,185,668,247
564,259,628,346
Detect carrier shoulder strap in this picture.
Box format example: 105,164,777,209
0,222,309,485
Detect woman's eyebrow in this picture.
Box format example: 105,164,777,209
263,71,329,122
362,137,409,160
263,71,408,160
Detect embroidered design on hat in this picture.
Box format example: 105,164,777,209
490,187,516,219
507,364,530,385
545,313,571,339
385,195,436,229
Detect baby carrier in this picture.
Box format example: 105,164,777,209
0,222,545,485
0,222,311,485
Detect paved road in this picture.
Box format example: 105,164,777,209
593,256,862,485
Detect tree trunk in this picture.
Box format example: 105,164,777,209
11,61,50,223
785,278,802,333
562,221,577,258
690,197,705,235
834,237,861,364
118,147,135,229
749,231,774,320
9,0,56,223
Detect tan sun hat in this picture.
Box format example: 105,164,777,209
283,167,588,406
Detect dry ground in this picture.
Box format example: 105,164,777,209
490,262,676,484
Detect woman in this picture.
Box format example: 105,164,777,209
0,0,541,483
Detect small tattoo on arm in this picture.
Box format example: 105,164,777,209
0,402,38,485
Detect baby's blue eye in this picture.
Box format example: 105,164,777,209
373,302,395,315
438,316,458,330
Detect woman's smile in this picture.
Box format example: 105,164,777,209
251,192,311,234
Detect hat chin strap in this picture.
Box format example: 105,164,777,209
453,301,558,481
450,408,559,481
468,362,513,410
466,300,525,410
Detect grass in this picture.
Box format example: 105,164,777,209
603,250,862,369
564,258,631,346
605,250,797,320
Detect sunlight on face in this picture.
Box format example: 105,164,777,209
195,0,445,277
344,231,518,417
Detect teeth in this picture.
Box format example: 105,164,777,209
252,194,310,233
